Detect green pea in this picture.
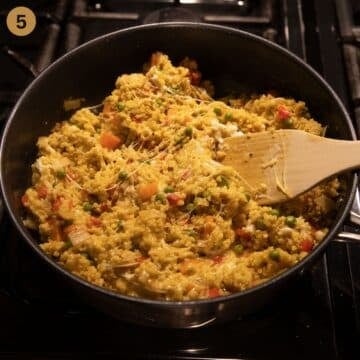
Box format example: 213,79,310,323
285,216,297,228
224,112,233,122
269,209,280,217
175,136,185,145
201,190,211,199
83,202,93,212
183,127,193,137
116,102,125,111
184,229,197,237
81,252,90,260
282,118,293,129
213,107,222,116
164,186,174,193
55,170,66,179
155,193,166,204
118,171,128,181
216,175,229,188
255,217,267,230
234,244,244,255
63,240,72,250
116,220,125,232
269,250,280,262
156,98,163,105
186,203,195,212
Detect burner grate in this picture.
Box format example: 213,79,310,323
0,1,359,358
335,0,360,135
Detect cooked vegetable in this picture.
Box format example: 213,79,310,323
269,249,280,261
22,52,338,301
116,102,125,111
300,239,314,252
118,171,128,181
138,182,158,201
55,170,66,179
277,105,290,120
285,216,297,228
100,132,122,150
233,244,244,254
213,107,222,116
164,186,174,193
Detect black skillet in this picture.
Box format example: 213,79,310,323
0,23,357,328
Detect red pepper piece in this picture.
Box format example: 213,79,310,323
166,193,181,206
208,287,221,298
21,194,29,206
300,239,314,252
87,216,102,227
212,255,224,265
277,105,291,120
235,228,252,241
36,185,48,199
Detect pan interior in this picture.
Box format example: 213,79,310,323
0,24,356,301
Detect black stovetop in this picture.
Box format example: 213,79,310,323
0,1,360,359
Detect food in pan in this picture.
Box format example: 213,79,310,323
21,53,341,301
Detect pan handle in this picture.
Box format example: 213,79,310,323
1,46,40,77
0,48,39,223
336,187,360,243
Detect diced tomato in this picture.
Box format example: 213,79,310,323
99,132,122,150
87,216,102,227
36,185,48,199
235,228,252,241
51,196,63,212
212,255,224,265
277,105,291,120
21,194,29,206
189,70,202,86
166,193,181,206
300,239,314,252
138,182,158,201
208,287,221,298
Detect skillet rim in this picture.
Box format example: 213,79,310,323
0,22,357,308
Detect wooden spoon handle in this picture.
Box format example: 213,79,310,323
298,137,360,178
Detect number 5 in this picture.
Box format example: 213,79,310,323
16,14,26,29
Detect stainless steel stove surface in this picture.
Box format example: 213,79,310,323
0,1,359,359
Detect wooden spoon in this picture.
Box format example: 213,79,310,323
222,129,359,205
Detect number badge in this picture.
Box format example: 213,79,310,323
6,6,36,37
